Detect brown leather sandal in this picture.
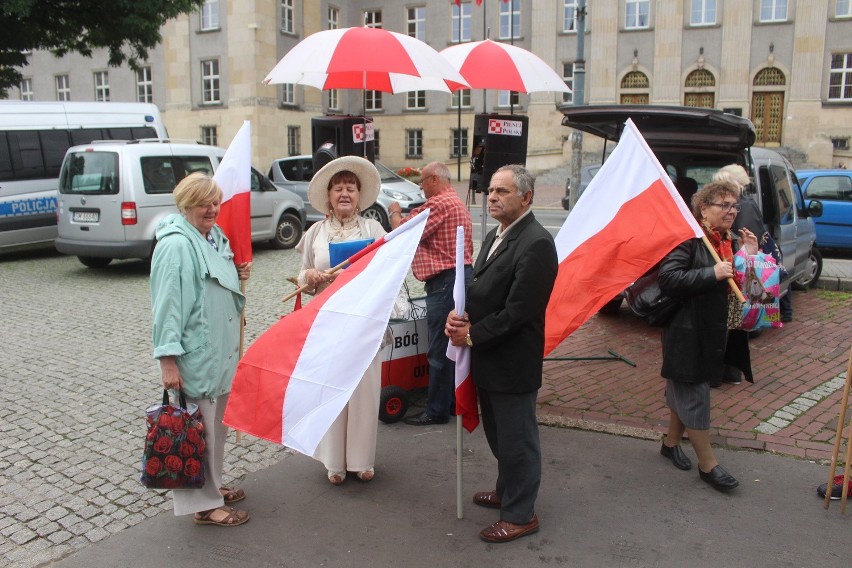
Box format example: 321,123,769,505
472,490,502,509
193,506,250,527
219,487,246,504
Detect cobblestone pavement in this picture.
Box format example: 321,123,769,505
2,227,851,567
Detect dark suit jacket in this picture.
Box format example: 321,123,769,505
467,212,558,393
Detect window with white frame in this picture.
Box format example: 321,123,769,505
837,0,852,17
451,128,468,158
452,90,471,108
201,59,220,104
202,126,217,146
562,63,574,103
452,3,472,42
690,0,716,25
365,90,382,111
200,0,219,30
20,78,33,101
281,0,294,33
287,126,300,156
136,67,153,103
625,0,649,29
407,6,425,40
94,71,110,102
55,75,70,101
406,129,423,159
282,83,295,106
407,90,426,110
328,89,339,110
499,1,520,39
364,10,382,28
759,0,787,22
498,90,520,107
829,53,852,101
328,6,339,29
563,0,578,32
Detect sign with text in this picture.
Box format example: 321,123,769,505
487,118,524,137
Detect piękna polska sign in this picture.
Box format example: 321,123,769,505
487,118,524,136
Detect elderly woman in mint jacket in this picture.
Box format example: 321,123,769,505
151,172,252,527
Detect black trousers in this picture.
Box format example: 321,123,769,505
478,387,541,524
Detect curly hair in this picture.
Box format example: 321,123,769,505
691,180,739,219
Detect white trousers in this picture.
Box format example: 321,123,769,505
172,393,228,516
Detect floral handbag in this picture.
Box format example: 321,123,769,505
140,390,206,489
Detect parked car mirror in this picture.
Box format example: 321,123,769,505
806,199,823,218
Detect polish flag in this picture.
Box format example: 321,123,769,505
223,210,429,455
544,119,704,355
446,226,479,433
214,120,252,265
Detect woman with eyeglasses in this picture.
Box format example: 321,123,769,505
656,180,758,492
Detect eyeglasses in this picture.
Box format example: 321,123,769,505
709,202,741,212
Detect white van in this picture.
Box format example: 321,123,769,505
0,101,167,251
55,140,305,267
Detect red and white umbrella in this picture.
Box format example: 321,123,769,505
264,27,469,93
440,39,571,94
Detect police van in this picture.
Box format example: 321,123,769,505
0,101,167,251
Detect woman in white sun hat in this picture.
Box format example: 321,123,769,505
295,155,386,485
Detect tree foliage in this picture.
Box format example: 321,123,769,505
0,0,205,97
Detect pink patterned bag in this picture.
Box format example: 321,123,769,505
734,249,782,330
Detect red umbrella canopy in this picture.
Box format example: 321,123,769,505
440,39,571,94
264,27,469,93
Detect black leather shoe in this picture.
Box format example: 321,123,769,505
660,442,692,470
403,412,449,426
699,465,739,491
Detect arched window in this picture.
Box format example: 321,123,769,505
684,69,715,107
620,70,649,104
753,67,786,86
684,69,715,88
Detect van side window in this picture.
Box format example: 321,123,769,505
808,175,851,201
0,133,13,182
758,166,779,231
179,156,214,178
141,157,177,194
41,131,70,178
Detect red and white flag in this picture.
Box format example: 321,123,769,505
544,119,704,354
214,120,252,265
223,210,429,455
446,226,479,433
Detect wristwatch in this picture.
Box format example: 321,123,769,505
465,333,473,347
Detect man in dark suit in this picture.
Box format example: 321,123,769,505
446,164,558,543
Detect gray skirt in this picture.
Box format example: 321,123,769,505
665,379,711,430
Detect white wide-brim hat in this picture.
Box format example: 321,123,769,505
307,155,381,213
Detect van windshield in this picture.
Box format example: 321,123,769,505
59,152,119,195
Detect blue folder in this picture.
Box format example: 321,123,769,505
329,238,375,268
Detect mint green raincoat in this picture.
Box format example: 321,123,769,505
150,214,245,399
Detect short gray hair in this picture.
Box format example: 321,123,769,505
494,164,535,198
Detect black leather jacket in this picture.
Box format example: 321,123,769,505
658,238,752,384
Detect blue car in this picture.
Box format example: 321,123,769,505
797,169,852,251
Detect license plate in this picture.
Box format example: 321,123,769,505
72,210,99,223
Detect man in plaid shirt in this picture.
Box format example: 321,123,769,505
389,161,474,425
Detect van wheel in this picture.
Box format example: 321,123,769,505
792,247,822,290
363,204,390,231
271,213,303,249
78,256,112,268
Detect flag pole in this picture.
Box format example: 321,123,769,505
235,278,247,443
700,235,746,303
457,419,464,519
281,238,385,302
